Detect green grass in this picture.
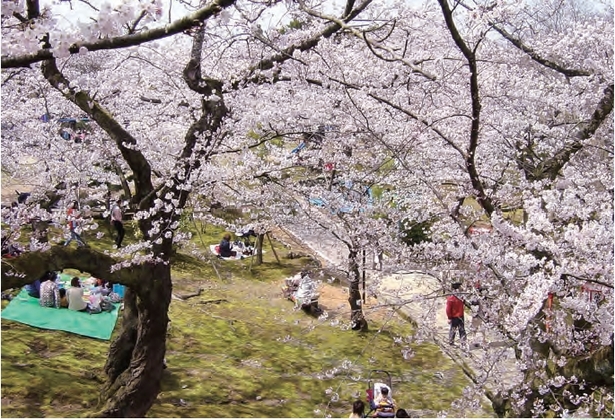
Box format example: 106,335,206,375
1,222,489,418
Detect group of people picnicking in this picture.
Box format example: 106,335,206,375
217,229,258,258
24,270,121,314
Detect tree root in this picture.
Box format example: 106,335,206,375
198,299,228,305
172,287,204,301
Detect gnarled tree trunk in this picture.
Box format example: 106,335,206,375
99,262,172,417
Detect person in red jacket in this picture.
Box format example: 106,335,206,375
446,282,467,346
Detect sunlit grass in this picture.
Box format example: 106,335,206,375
1,222,488,418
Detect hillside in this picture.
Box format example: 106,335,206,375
1,224,489,417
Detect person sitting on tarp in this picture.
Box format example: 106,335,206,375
39,271,61,308
24,277,42,299
59,288,69,308
66,277,88,312
91,278,111,296
219,233,236,258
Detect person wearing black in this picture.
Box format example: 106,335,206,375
219,234,236,258
110,199,125,248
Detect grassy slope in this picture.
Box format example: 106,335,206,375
1,223,488,418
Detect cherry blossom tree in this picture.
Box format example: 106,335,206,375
208,0,613,415
2,0,612,417
1,0,374,416
269,0,613,416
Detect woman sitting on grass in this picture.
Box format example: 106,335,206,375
66,277,88,312
219,233,237,258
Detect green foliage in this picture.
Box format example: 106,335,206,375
288,19,304,30
399,218,432,246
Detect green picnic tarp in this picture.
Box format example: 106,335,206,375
1,278,121,340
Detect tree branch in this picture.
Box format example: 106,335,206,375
1,246,139,290
437,0,494,216
367,92,466,157
40,58,155,206
299,1,437,81
238,0,373,85
518,84,614,181
1,0,237,68
491,24,592,78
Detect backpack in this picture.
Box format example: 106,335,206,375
88,304,102,314
101,300,115,312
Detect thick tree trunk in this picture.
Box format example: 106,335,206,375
98,262,172,417
103,288,139,385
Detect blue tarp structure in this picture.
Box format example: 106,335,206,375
291,141,307,154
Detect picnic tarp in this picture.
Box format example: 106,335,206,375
1,286,121,341
210,244,245,260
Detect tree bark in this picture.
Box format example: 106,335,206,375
98,262,172,417
256,233,265,265
103,288,139,386
348,249,368,331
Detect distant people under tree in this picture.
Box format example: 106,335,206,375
219,233,236,258
110,199,125,248
64,200,87,247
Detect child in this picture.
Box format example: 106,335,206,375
374,386,395,415
59,288,69,308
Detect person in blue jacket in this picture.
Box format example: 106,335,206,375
25,276,43,298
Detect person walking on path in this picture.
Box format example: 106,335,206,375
111,199,125,248
64,200,86,247
446,282,467,346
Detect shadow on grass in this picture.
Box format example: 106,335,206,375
1,223,488,418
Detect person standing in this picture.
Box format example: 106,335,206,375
64,200,86,247
470,287,488,346
111,199,125,248
446,282,467,346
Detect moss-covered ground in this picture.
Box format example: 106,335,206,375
1,222,489,417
